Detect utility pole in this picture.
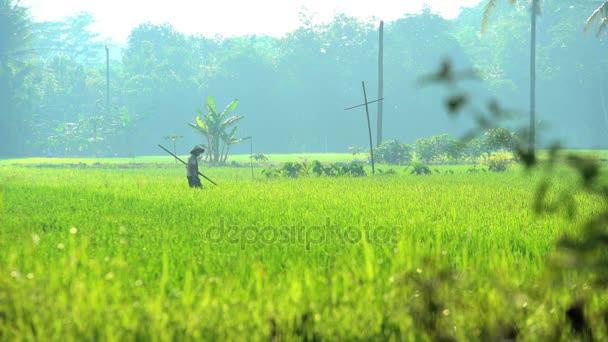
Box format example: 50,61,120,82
344,81,383,175
361,82,375,174
529,0,537,160
105,45,110,115
377,20,384,148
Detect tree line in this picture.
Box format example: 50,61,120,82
1,0,607,158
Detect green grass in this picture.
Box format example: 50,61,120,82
0,153,356,167
0,156,170,166
0,160,606,340
1,148,600,167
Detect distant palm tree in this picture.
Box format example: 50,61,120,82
482,0,540,160
585,1,608,37
188,96,245,163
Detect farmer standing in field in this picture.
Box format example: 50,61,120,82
187,146,205,188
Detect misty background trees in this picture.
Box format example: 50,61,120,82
0,1,607,158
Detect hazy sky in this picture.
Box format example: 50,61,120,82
21,0,483,43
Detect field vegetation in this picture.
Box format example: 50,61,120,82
1,159,606,340
3,0,608,339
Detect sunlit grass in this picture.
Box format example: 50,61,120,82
0,153,356,167
0,162,605,340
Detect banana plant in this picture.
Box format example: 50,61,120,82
188,96,245,163
220,128,248,163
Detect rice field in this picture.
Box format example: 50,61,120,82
0,157,606,340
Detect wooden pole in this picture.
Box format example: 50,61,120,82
250,137,254,179
362,81,375,175
529,0,537,160
344,98,383,111
105,45,110,114
377,20,384,148
173,139,177,165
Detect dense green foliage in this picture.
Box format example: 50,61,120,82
373,140,413,165
370,130,515,165
0,161,606,340
1,1,607,157
262,160,367,178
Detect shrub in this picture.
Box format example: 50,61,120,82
415,134,462,163
483,128,516,153
316,161,367,177
310,160,324,176
377,168,397,175
411,162,432,175
267,161,367,178
261,168,281,178
262,161,309,178
484,150,512,173
339,163,367,177
374,140,413,165
280,161,308,178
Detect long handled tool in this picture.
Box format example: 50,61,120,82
158,144,218,186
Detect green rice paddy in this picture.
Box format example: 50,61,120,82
0,156,605,340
